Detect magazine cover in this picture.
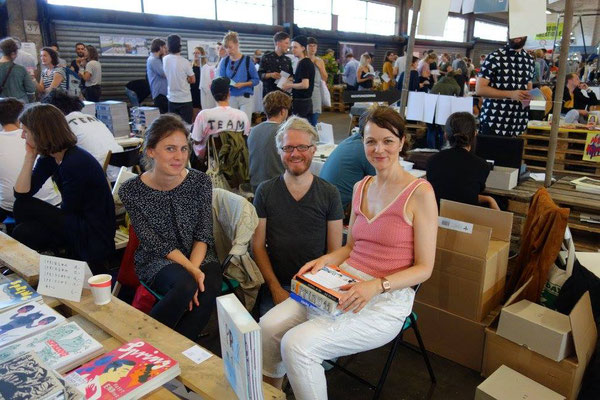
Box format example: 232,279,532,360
0,302,65,348
0,351,65,400
0,277,41,312
65,339,180,400
0,321,104,373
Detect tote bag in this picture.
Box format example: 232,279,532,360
206,135,231,190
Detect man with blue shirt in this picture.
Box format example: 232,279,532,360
217,31,260,121
342,53,360,91
146,38,168,113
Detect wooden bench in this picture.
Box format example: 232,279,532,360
0,232,285,400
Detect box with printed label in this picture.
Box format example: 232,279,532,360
486,166,519,190
482,279,597,400
417,200,513,321
475,365,565,400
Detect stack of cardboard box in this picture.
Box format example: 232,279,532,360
404,200,513,371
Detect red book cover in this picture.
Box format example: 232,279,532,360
64,339,180,400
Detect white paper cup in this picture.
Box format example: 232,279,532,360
88,274,112,305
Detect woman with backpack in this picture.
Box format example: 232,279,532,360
217,31,260,121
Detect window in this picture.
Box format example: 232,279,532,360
474,21,508,42
366,2,396,36
47,0,142,12
216,0,273,25
330,0,396,35
407,10,466,42
294,0,332,31
144,0,216,19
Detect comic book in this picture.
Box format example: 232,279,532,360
0,302,65,348
64,339,180,400
0,321,104,373
0,276,41,312
0,351,66,400
216,293,263,400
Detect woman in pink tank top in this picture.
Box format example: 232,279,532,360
260,106,438,400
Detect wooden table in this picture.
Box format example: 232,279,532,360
0,233,285,400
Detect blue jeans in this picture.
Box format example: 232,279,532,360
426,123,444,150
308,113,321,127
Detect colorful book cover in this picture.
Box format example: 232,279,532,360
0,321,104,373
65,339,180,400
0,277,41,312
0,351,66,400
0,302,65,348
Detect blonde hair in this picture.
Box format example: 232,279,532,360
359,52,371,67
193,46,206,67
223,31,239,46
275,116,319,150
535,49,544,59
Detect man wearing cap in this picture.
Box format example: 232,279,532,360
191,76,250,160
281,35,315,119
476,36,534,136
259,31,293,97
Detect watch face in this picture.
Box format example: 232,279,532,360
383,280,391,290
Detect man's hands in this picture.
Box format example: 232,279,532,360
509,90,532,102
270,72,281,80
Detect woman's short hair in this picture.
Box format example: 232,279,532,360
359,106,406,141
150,38,166,53
223,31,239,46
444,112,476,148
19,104,77,156
167,34,182,54
0,38,18,58
0,97,24,126
40,89,84,116
263,91,292,118
41,47,59,67
275,116,318,150
142,114,189,169
86,45,99,61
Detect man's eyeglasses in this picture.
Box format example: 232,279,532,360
280,144,314,153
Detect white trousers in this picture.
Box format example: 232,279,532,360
260,264,415,400
229,95,254,121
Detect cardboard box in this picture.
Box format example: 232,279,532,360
404,300,496,371
486,166,519,190
476,365,565,400
497,300,574,362
482,279,597,399
417,200,513,321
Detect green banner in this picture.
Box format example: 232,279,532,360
535,22,564,41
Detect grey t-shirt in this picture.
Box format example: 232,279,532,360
84,60,102,86
253,175,344,285
248,121,285,191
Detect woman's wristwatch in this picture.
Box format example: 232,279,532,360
380,277,391,293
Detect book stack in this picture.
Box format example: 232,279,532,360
571,176,600,195
216,294,263,400
81,101,96,117
290,265,361,316
65,339,180,400
0,276,41,312
95,101,130,138
0,301,66,348
131,106,160,132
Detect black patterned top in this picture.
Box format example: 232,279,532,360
478,46,535,136
119,169,218,283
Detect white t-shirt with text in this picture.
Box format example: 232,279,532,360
191,106,250,158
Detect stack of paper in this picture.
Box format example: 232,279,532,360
571,177,600,195
95,101,130,138
131,106,160,131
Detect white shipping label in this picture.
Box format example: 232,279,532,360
438,217,473,234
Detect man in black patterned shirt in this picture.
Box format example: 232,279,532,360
476,36,534,136
258,31,293,97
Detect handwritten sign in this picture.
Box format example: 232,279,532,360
583,132,600,162
37,255,89,302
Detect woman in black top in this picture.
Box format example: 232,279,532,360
282,35,314,119
356,53,374,90
426,112,499,210
13,104,115,274
119,114,221,340
191,46,203,110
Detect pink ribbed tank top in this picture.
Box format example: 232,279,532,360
345,176,429,278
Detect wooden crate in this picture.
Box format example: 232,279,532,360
521,126,600,178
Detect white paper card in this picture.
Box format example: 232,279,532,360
450,0,462,13
438,217,474,234
406,91,425,121
418,0,452,37
182,345,212,364
423,94,439,124
451,96,473,114
509,0,546,39
316,123,335,145
435,95,453,125
381,73,390,83
462,0,475,14
276,71,290,89
38,255,86,302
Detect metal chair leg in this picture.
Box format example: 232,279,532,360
373,334,403,400
410,316,436,384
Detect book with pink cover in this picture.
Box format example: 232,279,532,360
64,339,180,400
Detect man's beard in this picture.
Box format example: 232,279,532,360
76,52,84,57
508,37,527,50
284,157,311,176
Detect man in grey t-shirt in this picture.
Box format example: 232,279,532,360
252,116,344,315
248,91,292,191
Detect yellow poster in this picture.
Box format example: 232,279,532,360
583,131,600,162
534,22,564,41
